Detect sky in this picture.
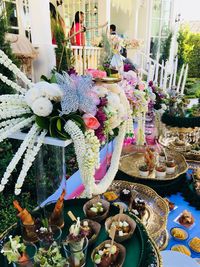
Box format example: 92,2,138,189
174,0,200,21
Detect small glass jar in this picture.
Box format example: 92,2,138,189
43,201,65,229
63,237,88,267
21,222,38,243
12,243,37,267
37,225,62,250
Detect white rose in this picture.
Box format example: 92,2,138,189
31,97,53,117
161,104,167,110
43,83,63,101
107,92,121,109
25,87,42,107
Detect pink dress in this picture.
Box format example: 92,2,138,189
70,23,85,46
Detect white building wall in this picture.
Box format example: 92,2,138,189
29,0,56,82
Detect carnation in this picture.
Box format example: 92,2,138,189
31,97,53,117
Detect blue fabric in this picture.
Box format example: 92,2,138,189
166,190,200,258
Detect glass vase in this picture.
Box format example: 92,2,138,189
34,143,66,206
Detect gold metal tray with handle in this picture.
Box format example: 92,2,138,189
107,180,169,241
119,150,188,181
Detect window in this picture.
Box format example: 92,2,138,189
151,0,173,59
64,0,98,46
3,0,19,34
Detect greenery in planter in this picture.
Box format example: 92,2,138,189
184,78,200,98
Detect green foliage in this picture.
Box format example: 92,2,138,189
55,25,75,73
0,13,19,95
0,192,36,233
187,34,200,78
177,26,200,78
185,78,200,98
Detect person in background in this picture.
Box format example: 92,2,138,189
50,3,66,45
110,24,127,58
110,24,117,35
69,11,85,46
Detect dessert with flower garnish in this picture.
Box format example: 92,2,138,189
36,218,61,250
178,210,194,228
131,197,146,219
64,218,88,267
68,218,101,245
139,164,149,177
189,237,200,253
1,235,36,266
164,198,175,211
103,191,119,202
92,240,126,267
105,214,136,242
159,151,166,163
155,165,166,178
119,188,132,202
170,227,188,241
166,161,176,174
83,198,110,222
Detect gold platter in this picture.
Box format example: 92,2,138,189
107,180,169,240
159,135,200,162
119,150,188,181
93,77,122,84
155,229,169,251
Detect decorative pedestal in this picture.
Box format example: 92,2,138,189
9,132,115,206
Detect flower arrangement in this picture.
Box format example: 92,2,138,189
122,38,142,50
0,49,132,197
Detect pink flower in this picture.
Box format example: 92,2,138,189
83,114,100,130
86,69,107,79
138,83,145,91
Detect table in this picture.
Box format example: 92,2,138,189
166,192,200,259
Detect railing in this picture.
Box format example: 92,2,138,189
71,46,102,75
136,51,179,91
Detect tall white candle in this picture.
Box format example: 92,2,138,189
177,64,185,92
173,56,178,86
160,60,164,88
180,64,188,95
162,61,168,91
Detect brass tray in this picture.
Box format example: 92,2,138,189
119,150,188,181
107,180,169,240
93,77,122,83
155,229,169,251
159,135,200,162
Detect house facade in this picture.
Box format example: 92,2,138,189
2,0,176,81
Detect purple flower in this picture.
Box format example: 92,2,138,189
148,81,153,87
67,68,77,76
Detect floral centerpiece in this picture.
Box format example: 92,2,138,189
119,71,152,145
0,49,132,197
